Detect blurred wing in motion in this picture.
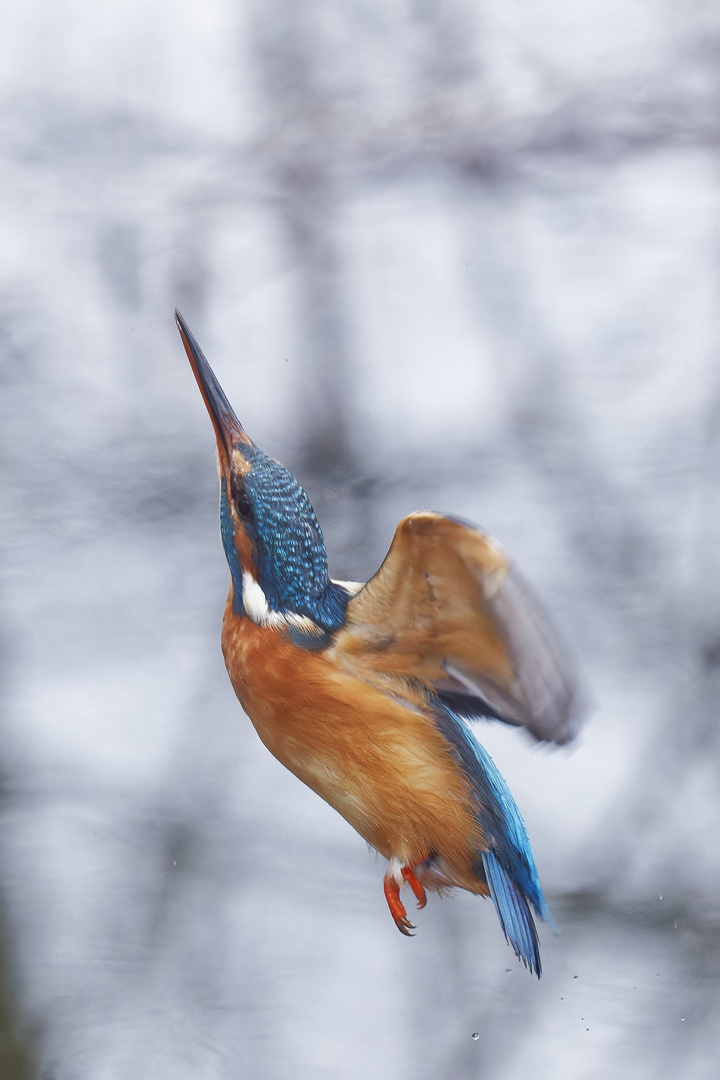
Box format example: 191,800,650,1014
335,512,581,744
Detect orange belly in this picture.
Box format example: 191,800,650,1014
221,599,487,894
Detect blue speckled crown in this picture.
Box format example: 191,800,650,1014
234,446,349,632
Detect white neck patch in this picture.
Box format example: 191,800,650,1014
331,578,364,597
241,571,321,634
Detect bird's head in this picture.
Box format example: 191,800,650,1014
176,310,349,639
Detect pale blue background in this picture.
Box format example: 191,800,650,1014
1,2,719,1077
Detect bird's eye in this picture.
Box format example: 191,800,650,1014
230,474,251,517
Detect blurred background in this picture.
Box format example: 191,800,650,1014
2,1,720,1077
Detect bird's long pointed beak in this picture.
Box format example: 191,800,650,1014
175,309,252,471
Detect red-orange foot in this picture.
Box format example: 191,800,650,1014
402,866,428,910
383,861,429,936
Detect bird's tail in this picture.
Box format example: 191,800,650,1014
431,699,555,978
482,847,543,977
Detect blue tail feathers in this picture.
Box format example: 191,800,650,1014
432,701,554,977
482,848,542,977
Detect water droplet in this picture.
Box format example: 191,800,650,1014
659,894,663,900
472,1033,480,1041
573,975,579,980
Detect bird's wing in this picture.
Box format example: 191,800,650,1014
334,512,580,744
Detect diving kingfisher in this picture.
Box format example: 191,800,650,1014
176,310,580,977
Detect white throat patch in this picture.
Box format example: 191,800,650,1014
241,572,321,634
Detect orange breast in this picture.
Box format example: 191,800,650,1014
221,596,487,894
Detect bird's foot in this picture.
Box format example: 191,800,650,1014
383,862,428,936
402,865,428,909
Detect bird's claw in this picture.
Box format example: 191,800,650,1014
402,866,428,910
396,914,416,936
384,862,428,935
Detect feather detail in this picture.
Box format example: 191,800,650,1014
336,512,582,744
482,848,542,977
431,700,554,976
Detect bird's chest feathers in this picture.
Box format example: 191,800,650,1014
220,604,384,827
220,594,484,865
221,599,333,757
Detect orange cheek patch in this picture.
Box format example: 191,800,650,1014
232,518,257,579
232,449,253,476
222,473,259,580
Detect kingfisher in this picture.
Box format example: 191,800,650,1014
176,310,580,977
